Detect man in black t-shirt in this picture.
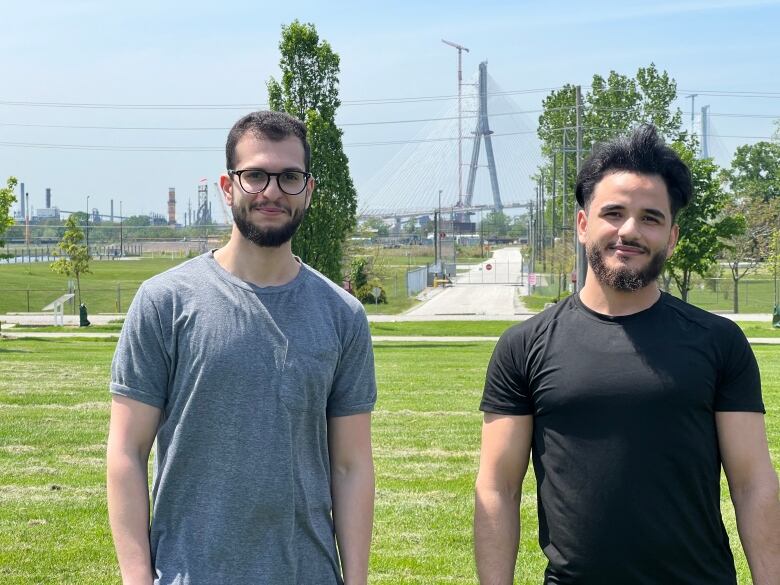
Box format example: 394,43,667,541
474,125,780,585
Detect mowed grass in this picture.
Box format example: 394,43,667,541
0,258,187,314
0,338,778,584
370,320,780,339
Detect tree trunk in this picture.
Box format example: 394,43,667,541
76,274,82,308
732,278,739,314
680,270,691,302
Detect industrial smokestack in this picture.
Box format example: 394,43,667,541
19,182,25,217
110,199,114,222
45,188,51,209
168,187,176,225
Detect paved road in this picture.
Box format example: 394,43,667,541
404,247,530,319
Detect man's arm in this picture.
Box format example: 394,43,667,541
106,395,161,585
328,412,374,585
717,411,780,585
474,413,533,585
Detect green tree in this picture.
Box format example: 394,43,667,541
720,197,779,312
537,64,683,241
664,142,742,302
267,20,356,282
51,215,91,306
0,176,18,248
725,141,780,202
481,210,511,238
361,217,390,237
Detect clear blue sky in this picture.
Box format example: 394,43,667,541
2,0,779,220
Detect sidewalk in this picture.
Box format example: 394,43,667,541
2,328,778,345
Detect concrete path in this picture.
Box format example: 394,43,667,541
403,247,530,319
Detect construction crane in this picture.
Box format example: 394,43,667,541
214,182,233,225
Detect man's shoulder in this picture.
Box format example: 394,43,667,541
659,292,741,334
137,254,212,300
500,294,577,345
300,263,365,314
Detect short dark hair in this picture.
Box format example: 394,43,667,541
575,125,692,219
225,110,311,172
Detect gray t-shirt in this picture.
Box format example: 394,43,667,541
110,252,377,585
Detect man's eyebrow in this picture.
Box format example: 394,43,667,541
599,203,626,213
599,203,667,220
643,208,667,220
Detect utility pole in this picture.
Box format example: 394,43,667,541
562,129,568,232
529,200,536,290
119,200,123,257
442,39,469,208
575,85,587,291
86,195,90,251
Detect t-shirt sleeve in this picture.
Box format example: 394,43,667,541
326,309,377,417
480,327,534,415
714,321,764,413
109,285,171,410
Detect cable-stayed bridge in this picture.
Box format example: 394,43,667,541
357,62,544,220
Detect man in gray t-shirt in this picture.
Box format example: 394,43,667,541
107,111,377,585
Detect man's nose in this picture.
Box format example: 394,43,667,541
617,216,641,240
258,178,285,202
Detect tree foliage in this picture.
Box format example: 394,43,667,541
267,20,357,282
51,215,91,305
664,142,742,301
536,63,683,267
725,141,780,202
720,197,779,312
0,176,18,247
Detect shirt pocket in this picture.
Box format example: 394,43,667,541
279,347,338,412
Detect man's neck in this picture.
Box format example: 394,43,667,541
578,269,661,317
213,230,301,288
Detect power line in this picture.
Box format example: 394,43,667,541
1,129,773,153
0,109,546,132
0,88,560,111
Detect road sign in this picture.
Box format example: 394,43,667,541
529,273,537,285
485,263,492,271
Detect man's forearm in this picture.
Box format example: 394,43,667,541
107,453,154,585
733,480,780,585
332,461,375,585
474,486,520,585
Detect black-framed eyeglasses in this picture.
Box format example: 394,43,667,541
228,169,311,196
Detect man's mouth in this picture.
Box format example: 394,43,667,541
251,205,288,215
608,242,649,256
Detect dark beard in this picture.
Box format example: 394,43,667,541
231,202,305,248
586,242,668,292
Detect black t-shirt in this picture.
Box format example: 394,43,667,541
481,292,764,585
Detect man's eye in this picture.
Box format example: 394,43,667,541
245,171,266,182
283,172,301,181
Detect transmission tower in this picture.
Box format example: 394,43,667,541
464,61,503,212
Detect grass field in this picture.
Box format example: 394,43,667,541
0,337,777,584
7,320,779,338
0,259,185,315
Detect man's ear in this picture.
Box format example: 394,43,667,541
576,207,589,245
219,174,234,206
666,223,680,259
304,177,316,210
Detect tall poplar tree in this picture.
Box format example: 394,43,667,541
267,21,357,282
